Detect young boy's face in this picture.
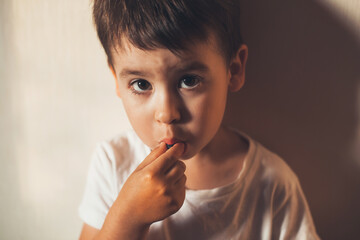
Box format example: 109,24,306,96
110,35,246,160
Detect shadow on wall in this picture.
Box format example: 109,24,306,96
224,0,360,239
0,1,23,238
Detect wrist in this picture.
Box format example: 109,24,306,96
98,199,151,240
97,222,149,240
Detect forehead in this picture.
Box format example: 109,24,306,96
111,35,226,75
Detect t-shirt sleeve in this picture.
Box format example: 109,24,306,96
271,173,320,240
78,143,117,229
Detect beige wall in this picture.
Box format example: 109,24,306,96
0,0,131,239
0,0,359,239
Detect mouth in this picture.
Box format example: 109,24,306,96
161,138,181,145
166,144,174,149
161,138,184,150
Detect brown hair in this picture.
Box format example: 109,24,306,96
92,0,243,67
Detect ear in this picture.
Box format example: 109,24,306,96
228,44,248,92
108,63,121,98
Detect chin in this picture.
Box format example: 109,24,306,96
179,144,200,160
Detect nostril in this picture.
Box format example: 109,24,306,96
155,107,181,124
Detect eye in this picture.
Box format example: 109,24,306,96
179,75,200,89
130,79,152,93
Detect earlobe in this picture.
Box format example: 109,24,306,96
109,63,121,98
228,44,248,92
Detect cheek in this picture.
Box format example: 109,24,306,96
122,98,154,144
188,89,227,132
123,99,143,122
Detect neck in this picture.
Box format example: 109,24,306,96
190,125,232,163
184,125,249,190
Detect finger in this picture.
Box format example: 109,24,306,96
136,142,167,170
166,160,186,183
153,142,185,173
174,174,187,187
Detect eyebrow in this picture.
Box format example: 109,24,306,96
118,61,209,79
118,69,151,79
177,61,209,74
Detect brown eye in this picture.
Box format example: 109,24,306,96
179,75,200,89
132,79,152,92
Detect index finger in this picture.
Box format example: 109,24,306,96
136,142,167,171
152,142,185,173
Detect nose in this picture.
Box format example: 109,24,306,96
154,90,181,124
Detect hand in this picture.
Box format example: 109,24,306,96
100,142,187,239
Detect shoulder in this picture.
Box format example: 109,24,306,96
250,139,312,215
233,129,299,189
98,130,148,157
253,142,319,239
238,132,302,200
233,131,319,238
255,142,299,187
91,130,150,183
231,128,297,188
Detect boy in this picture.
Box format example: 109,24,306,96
79,0,319,239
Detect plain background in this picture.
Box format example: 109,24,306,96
0,0,359,239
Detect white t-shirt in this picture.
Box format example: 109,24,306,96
78,129,319,240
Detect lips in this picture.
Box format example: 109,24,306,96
160,137,187,154
161,138,184,150
161,138,182,145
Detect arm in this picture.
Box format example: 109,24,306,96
79,222,148,240
79,224,99,240
79,142,186,240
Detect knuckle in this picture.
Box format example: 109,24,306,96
168,198,181,213
167,192,185,210
178,160,186,168
157,184,167,195
178,174,187,186
182,174,187,182
173,161,185,172
143,171,153,182
179,162,186,172
162,191,178,205
143,170,158,183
